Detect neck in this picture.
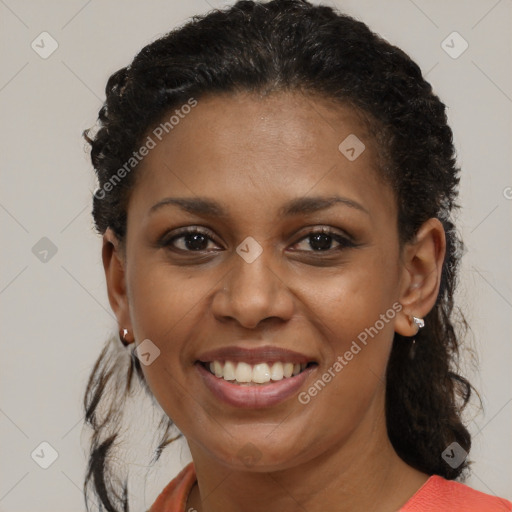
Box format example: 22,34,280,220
186,402,429,512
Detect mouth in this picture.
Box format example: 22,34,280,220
197,360,318,386
195,352,319,408
194,344,319,408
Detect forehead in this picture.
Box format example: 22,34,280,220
128,90,395,224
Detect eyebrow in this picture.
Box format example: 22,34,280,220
148,195,369,218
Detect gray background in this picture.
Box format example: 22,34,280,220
1,0,511,510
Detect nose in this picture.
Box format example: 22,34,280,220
211,247,294,329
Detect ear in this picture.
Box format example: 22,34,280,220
102,228,134,343
395,217,446,337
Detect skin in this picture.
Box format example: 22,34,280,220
102,90,446,512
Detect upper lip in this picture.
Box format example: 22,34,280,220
196,345,317,365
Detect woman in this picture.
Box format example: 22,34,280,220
83,1,512,510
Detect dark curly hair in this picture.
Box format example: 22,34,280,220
83,1,475,510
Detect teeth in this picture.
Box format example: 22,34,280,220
206,360,309,384
235,362,252,383
283,362,294,378
253,363,271,383
270,362,284,381
213,361,223,378
223,361,236,381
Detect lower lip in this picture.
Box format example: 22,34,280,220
196,363,317,409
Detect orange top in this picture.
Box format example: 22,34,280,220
149,462,512,512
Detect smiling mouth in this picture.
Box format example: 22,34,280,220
198,360,318,385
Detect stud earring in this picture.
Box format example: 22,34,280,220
119,328,133,347
408,316,424,360
412,316,425,330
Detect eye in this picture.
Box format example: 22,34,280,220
290,227,356,253
159,226,356,254
161,227,221,252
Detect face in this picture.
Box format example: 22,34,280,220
104,90,440,472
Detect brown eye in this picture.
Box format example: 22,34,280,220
161,227,220,252
291,228,356,253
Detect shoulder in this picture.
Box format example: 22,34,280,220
148,462,197,512
401,475,512,512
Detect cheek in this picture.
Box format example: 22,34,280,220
125,263,213,398
304,253,399,342
128,260,210,341
292,285,396,450
299,254,399,398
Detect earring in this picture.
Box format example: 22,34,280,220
119,328,133,347
408,316,424,360
412,316,425,330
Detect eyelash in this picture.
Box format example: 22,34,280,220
158,226,357,255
